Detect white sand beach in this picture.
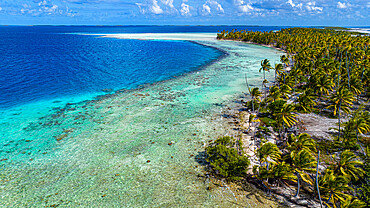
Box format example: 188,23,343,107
89,33,218,41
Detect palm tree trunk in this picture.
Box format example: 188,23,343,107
338,100,341,141
346,51,350,89
295,172,300,197
266,162,270,190
263,70,266,98
361,65,365,85
326,193,332,208
337,54,342,142
316,150,323,208
279,127,281,140
337,53,342,89
361,48,365,84
252,97,255,112
356,130,364,153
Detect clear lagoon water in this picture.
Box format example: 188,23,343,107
0,26,285,207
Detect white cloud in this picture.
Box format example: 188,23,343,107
160,0,174,9
0,7,2,12
217,4,224,13
136,0,163,15
233,0,254,13
239,4,253,13
20,0,60,15
287,0,295,7
136,3,145,13
287,0,302,9
337,2,349,9
202,4,211,15
160,0,177,13
44,5,58,13
201,0,224,15
180,1,191,16
65,6,77,17
306,2,322,12
38,1,47,6
150,0,163,14
208,0,224,13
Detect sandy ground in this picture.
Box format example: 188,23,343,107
297,113,349,139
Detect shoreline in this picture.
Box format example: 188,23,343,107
209,36,321,207
221,39,286,52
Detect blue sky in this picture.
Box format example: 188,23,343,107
0,0,368,26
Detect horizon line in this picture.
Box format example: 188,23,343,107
0,24,368,27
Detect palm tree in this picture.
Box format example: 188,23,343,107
349,76,364,102
279,103,297,127
268,100,297,138
287,133,317,159
314,73,334,99
256,142,282,186
319,169,353,208
280,84,291,99
268,161,296,187
257,142,281,165
291,149,317,197
250,87,262,112
278,102,297,138
280,55,289,68
327,87,354,139
283,74,296,89
330,149,364,181
341,198,366,208
274,63,284,85
260,59,272,98
267,85,281,101
297,89,316,113
327,88,354,117
344,107,369,152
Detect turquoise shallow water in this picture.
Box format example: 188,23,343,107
0,38,284,207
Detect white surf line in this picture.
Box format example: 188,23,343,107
347,28,370,34
81,33,218,41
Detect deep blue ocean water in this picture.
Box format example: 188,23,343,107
0,26,286,109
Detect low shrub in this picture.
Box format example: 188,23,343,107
206,136,250,181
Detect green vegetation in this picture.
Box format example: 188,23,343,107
324,27,349,30
206,136,250,181
205,28,369,207
358,147,370,206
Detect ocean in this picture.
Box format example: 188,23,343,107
0,26,285,207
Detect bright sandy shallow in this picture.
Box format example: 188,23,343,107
347,28,370,34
